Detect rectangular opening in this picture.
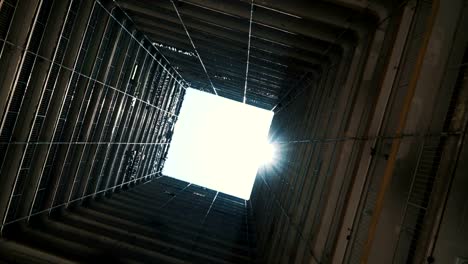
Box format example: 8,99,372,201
163,88,274,199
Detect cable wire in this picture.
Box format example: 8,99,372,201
170,0,218,95
243,0,254,104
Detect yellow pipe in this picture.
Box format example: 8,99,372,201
360,0,440,263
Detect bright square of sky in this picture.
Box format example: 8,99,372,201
163,88,274,199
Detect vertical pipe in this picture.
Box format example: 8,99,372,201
360,1,440,262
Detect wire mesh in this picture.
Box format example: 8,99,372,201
0,0,187,231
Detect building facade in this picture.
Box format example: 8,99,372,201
0,0,467,263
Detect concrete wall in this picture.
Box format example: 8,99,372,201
0,0,185,234
250,1,468,263
0,176,255,263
